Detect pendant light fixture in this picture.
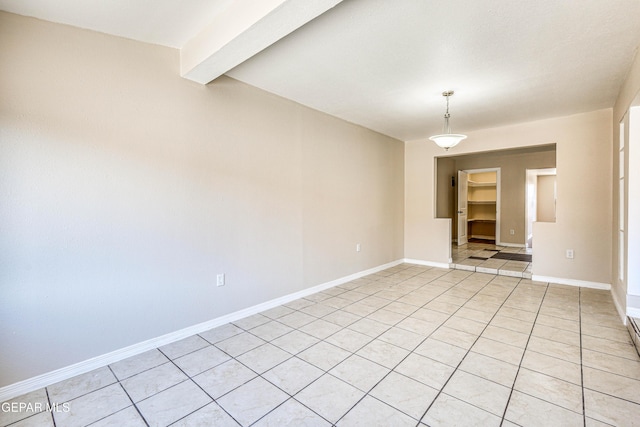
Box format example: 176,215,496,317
429,90,467,150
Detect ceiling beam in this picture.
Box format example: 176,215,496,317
180,0,343,85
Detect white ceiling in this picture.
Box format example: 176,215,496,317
0,0,232,48
2,0,640,141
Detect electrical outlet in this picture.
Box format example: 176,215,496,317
216,273,225,287
510,229,515,235
356,243,361,252
566,249,574,259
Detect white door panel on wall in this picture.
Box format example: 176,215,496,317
457,170,468,246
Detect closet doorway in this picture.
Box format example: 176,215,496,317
457,168,500,246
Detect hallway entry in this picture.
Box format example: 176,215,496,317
525,168,557,249
435,144,556,252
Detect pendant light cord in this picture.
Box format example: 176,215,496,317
443,92,451,134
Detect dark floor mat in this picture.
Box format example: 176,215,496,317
491,252,532,262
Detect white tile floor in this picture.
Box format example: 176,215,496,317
2,264,640,427
451,243,533,278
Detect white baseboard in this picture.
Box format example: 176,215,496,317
627,307,640,319
0,259,404,402
403,258,451,269
532,275,610,290
497,242,526,248
611,286,628,324
627,294,640,314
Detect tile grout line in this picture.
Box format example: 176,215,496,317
497,282,550,426
578,342,640,362
262,266,455,425
329,269,471,425
410,275,526,425
106,364,150,427
524,288,637,412
43,366,150,427
113,342,247,426
247,264,441,426
201,336,333,427
497,287,600,421
579,287,587,427
198,269,405,426
44,387,57,427
160,353,243,427
329,265,454,423
290,266,451,425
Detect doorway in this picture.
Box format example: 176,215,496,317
436,145,556,278
525,168,557,249
435,144,556,250
457,168,500,246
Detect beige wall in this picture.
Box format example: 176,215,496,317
537,175,556,223
406,109,612,284
612,49,640,318
435,157,455,219
0,12,404,387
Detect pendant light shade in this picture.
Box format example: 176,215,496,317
429,133,467,149
429,91,466,150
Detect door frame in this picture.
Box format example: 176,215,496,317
459,167,501,245
457,170,469,246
